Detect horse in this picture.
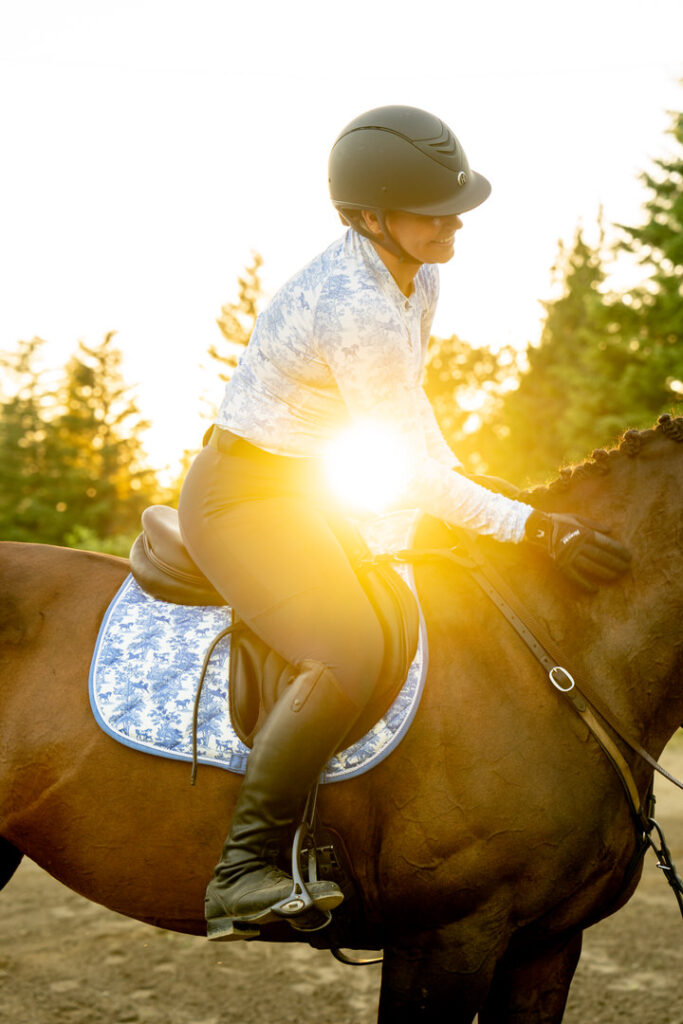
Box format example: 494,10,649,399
1,415,681,1023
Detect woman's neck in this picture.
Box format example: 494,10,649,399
369,240,421,297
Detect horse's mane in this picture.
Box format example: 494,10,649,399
520,413,683,507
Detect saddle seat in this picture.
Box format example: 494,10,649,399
129,505,419,751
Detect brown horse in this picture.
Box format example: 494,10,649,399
1,416,682,1022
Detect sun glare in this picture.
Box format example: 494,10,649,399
457,388,486,413
324,421,409,514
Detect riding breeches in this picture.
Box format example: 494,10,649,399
177,429,384,711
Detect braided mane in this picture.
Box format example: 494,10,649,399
520,413,683,505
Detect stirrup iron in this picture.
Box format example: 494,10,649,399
272,784,333,932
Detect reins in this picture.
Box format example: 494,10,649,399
374,532,683,917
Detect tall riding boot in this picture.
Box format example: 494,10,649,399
205,660,362,940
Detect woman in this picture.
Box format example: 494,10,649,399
178,105,631,941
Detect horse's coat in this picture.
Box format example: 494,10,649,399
1,417,682,1023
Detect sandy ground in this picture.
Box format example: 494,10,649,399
1,739,681,1024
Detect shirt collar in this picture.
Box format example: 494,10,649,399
351,230,419,308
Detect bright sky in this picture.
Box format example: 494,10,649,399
1,0,681,477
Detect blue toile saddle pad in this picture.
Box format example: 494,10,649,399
89,514,428,783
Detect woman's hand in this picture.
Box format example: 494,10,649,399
524,509,632,592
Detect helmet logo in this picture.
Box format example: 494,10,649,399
457,170,467,187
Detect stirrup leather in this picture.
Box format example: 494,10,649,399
271,785,337,933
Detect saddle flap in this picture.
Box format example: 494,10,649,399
229,540,420,751
229,629,297,747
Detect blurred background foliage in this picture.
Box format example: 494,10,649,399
427,108,683,485
1,109,680,550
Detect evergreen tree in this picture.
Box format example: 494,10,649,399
423,333,522,473
474,228,615,485
209,252,263,380
476,108,683,486
161,254,266,508
0,337,63,542
611,107,683,421
0,333,159,548
52,332,158,543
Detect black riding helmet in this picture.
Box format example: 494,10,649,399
328,105,491,259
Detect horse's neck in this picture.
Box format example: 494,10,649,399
418,498,681,764
552,583,680,759
518,454,682,758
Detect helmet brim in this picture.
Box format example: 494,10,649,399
400,170,492,216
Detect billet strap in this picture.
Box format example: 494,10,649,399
379,535,683,826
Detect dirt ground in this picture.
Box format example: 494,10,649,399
1,739,681,1024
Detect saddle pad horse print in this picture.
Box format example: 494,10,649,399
89,513,428,783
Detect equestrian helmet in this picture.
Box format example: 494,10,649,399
328,104,491,217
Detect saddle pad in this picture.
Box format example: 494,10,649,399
89,513,427,783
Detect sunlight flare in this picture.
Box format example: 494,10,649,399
324,420,410,514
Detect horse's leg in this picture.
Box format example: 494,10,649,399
377,922,500,1024
478,931,583,1024
0,836,23,891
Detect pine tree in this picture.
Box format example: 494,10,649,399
478,228,615,485
0,337,63,542
433,104,682,486
209,252,263,380
423,333,522,473
53,332,158,544
611,107,683,420
0,333,160,548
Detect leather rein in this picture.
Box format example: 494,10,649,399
376,531,683,916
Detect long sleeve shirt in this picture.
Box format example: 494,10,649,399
216,229,531,543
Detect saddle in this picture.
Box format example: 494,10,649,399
129,505,419,751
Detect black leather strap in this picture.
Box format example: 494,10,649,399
380,535,683,827
457,533,683,796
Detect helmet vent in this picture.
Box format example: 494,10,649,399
423,124,457,156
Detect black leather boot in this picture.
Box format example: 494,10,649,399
205,660,360,941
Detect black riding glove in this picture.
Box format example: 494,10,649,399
524,509,632,592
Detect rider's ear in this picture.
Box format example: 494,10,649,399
360,209,383,238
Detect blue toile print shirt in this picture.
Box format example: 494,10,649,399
216,229,531,542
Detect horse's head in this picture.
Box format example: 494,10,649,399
521,414,683,747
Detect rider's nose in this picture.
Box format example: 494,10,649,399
433,214,463,231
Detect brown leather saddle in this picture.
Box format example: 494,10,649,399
129,505,419,751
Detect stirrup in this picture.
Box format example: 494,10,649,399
207,785,341,941
271,784,338,932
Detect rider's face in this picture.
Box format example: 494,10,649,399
369,210,464,264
